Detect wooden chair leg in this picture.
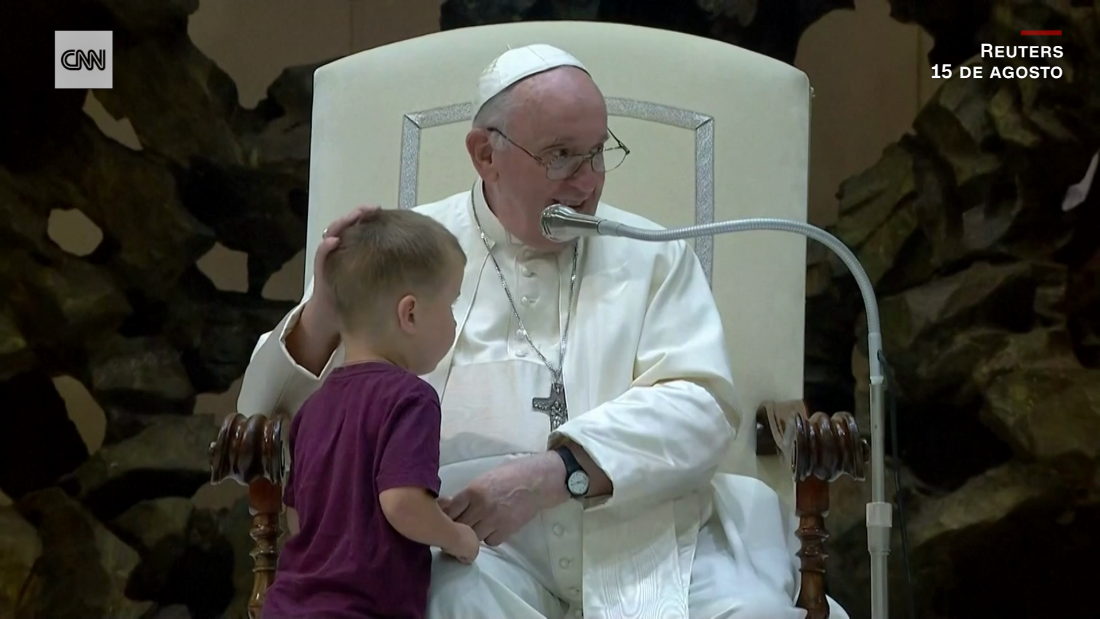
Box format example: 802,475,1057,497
210,412,290,619
758,401,870,619
247,478,283,619
796,476,830,619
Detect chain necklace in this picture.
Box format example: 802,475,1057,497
470,198,578,430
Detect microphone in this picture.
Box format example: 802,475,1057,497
540,204,621,241
542,204,892,619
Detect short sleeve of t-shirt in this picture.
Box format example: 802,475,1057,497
375,389,442,496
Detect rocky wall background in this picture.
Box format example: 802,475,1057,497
0,0,1096,618
803,1,1100,617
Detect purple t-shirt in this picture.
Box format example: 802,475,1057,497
262,362,442,619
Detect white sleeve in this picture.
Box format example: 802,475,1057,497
235,276,342,418
549,241,740,510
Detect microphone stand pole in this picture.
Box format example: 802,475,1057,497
573,215,891,619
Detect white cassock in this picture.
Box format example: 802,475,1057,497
237,179,849,619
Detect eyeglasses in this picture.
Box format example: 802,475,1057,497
489,128,630,181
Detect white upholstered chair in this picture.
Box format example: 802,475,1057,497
210,20,868,619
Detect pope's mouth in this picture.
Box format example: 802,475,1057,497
553,199,589,211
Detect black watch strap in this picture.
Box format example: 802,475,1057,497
554,446,588,498
555,446,582,477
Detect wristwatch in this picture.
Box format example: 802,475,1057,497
555,446,590,498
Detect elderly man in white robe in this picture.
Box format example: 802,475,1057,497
238,44,827,619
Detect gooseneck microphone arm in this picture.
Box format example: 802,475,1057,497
541,204,891,619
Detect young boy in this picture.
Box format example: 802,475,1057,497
261,209,480,619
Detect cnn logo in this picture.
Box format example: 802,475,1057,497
61,49,107,71
55,31,112,89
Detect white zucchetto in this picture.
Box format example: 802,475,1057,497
475,44,589,116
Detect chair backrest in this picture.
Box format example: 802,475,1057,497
306,21,811,497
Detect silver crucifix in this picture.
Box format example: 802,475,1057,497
533,381,568,430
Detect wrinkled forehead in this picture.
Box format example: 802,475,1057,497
511,66,601,104
510,71,609,145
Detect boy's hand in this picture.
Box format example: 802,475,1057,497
442,523,480,565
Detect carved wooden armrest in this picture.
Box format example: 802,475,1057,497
209,413,290,619
755,400,870,619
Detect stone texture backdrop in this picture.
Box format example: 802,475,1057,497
1,0,1097,618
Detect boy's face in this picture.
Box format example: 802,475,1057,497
407,259,464,375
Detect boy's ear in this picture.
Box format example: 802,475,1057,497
396,294,417,333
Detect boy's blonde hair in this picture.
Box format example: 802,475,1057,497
324,210,465,333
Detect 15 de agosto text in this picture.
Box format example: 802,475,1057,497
932,44,1065,79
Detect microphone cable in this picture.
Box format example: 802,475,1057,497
879,349,917,619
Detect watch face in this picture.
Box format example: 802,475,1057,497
567,471,590,496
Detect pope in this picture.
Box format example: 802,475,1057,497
237,43,847,618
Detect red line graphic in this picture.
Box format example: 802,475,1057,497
1021,30,1062,35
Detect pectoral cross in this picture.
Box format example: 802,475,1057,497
533,381,568,430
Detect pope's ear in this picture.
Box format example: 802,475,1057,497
465,128,496,178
